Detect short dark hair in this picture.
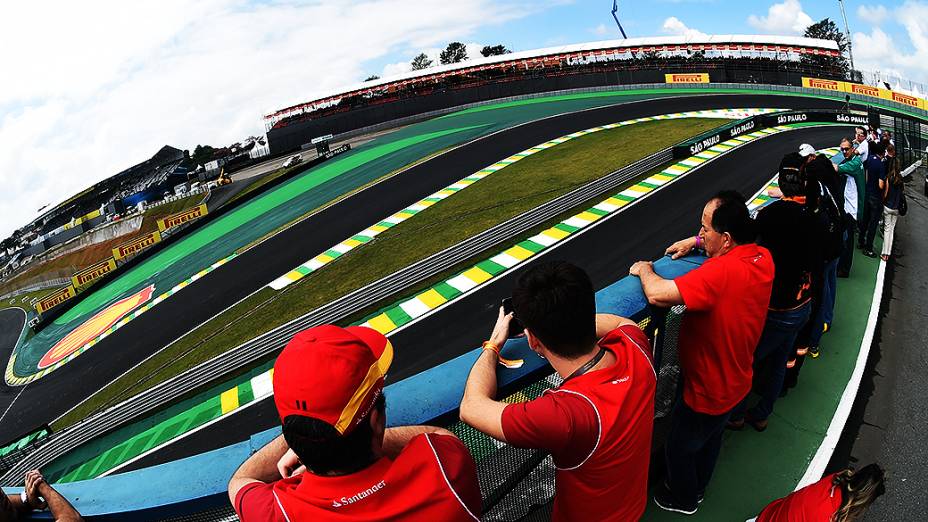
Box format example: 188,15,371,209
283,393,385,475
709,190,755,244
512,261,597,359
870,141,886,156
778,152,805,197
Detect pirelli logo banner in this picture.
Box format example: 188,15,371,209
72,258,117,289
157,204,208,232
112,231,162,261
802,77,843,92
846,82,881,98
803,77,928,110
665,73,709,84
35,286,76,314
886,90,921,109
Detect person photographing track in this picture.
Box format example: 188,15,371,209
461,261,656,522
229,325,481,521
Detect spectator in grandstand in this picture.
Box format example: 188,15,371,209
751,464,885,522
0,470,83,521
631,191,774,515
229,325,481,522
860,141,887,257
837,138,865,278
460,261,656,522
728,154,817,432
881,146,905,262
853,127,869,160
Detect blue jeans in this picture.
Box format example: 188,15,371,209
837,215,856,275
730,302,812,422
665,398,732,508
862,193,883,251
819,257,839,329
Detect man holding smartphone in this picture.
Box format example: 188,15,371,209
460,261,656,522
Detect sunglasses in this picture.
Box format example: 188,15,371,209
840,147,851,152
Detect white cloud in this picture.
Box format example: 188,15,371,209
0,1,546,240
853,2,928,85
661,17,708,39
590,23,610,37
747,0,813,35
857,5,889,25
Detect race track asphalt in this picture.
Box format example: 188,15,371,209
119,123,853,472
0,94,846,443
0,308,29,439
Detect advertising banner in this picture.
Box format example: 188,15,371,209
71,258,117,289
846,82,881,99
672,116,761,158
803,77,927,111
112,231,162,261
801,77,844,92
665,73,709,84
888,90,921,110
35,286,76,315
761,110,869,127
157,203,208,232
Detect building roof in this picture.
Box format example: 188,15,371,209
265,34,840,121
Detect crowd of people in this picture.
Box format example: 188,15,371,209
227,131,904,520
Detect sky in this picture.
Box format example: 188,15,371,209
2,0,927,241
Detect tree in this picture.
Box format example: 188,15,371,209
480,44,510,57
803,18,850,76
439,42,468,64
364,75,380,81
191,145,215,167
411,53,433,70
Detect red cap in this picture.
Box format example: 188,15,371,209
273,325,393,435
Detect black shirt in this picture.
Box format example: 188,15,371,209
755,199,820,310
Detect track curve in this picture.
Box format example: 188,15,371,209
120,123,853,472
0,94,846,442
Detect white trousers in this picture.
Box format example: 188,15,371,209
882,206,900,257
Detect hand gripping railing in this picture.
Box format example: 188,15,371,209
1,147,672,484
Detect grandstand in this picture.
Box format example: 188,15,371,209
8,146,187,262
264,35,842,153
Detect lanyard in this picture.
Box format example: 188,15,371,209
563,348,607,383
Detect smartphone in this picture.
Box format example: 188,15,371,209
501,298,525,338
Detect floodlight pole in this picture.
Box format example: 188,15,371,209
611,0,628,39
837,0,855,74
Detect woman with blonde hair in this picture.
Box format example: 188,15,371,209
751,464,885,521
880,144,905,261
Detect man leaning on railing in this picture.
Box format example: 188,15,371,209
630,190,774,515
228,325,482,522
0,470,83,522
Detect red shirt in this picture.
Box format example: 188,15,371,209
674,243,774,414
501,325,656,522
234,433,480,522
758,473,844,521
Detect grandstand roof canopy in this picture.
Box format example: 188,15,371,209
265,34,840,120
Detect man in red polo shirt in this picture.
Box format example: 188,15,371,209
228,325,481,521
630,190,774,515
460,261,656,522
